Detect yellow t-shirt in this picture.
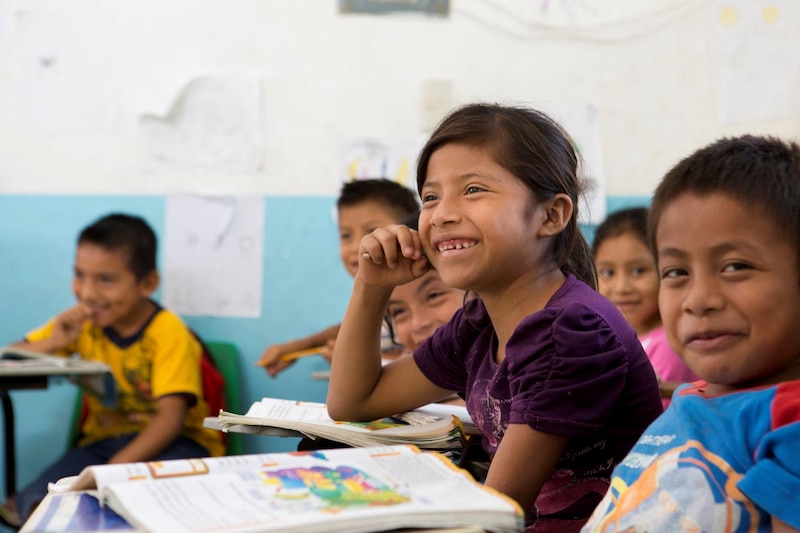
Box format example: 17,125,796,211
26,307,225,457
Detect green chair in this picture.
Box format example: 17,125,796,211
204,341,244,456
67,340,244,456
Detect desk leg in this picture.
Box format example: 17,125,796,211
0,390,15,498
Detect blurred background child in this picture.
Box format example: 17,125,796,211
593,207,696,406
258,178,419,377
0,214,222,528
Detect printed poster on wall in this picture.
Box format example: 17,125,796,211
712,0,800,125
549,103,606,225
334,136,425,190
163,194,264,318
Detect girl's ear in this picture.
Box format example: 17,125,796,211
538,194,573,237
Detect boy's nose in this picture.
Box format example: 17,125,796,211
682,276,724,315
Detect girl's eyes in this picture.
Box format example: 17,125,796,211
661,267,687,280
421,193,438,203
388,307,408,320
722,262,751,273
598,268,614,279
426,290,444,303
465,186,484,194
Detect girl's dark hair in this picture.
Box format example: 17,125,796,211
78,213,157,281
650,135,800,257
415,103,597,289
592,207,650,256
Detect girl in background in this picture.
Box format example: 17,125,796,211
593,207,697,407
327,103,662,532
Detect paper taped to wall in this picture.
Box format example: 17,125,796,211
139,77,263,173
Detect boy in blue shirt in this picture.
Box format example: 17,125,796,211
583,135,800,532
1,213,224,527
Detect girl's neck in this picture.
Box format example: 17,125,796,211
482,267,566,362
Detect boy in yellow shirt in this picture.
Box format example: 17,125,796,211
2,213,224,526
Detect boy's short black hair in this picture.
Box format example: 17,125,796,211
650,135,800,257
399,210,420,231
337,179,420,220
78,213,157,280
593,207,649,256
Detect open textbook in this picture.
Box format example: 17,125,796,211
215,397,477,452
33,445,522,533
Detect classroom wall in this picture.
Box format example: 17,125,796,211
1,0,798,514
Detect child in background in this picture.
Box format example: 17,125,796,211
0,214,223,527
327,103,663,532
258,178,419,377
593,207,697,407
583,135,800,532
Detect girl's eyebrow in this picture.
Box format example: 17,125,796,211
422,172,497,190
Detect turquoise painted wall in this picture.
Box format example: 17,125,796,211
0,194,652,513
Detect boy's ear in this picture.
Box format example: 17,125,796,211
537,193,573,237
138,270,160,296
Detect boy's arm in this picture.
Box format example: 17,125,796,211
12,304,91,354
257,323,341,377
772,517,800,533
107,394,189,464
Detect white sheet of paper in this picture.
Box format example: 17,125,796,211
140,77,263,172
15,9,117,134
162,194,264,318
0,0,8,65
335,136,425,189
712,0,800,125
550,104,606,225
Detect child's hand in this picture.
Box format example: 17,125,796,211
320,338,335,364
358,224,431,287
51,304,91,349
256,344,295,378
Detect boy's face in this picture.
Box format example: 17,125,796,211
595,232,661,336
72,242,158,334
338,200,404,277
656,192,800,394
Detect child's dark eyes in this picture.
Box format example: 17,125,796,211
465,186,484,194
388,307,408,321
598,267,615,279
421,193,438,203
722,262,751,273
426,290,444,303
661,267,687,280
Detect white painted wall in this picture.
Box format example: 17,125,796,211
0,0,797,196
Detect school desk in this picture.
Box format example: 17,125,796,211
0,348,115,499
